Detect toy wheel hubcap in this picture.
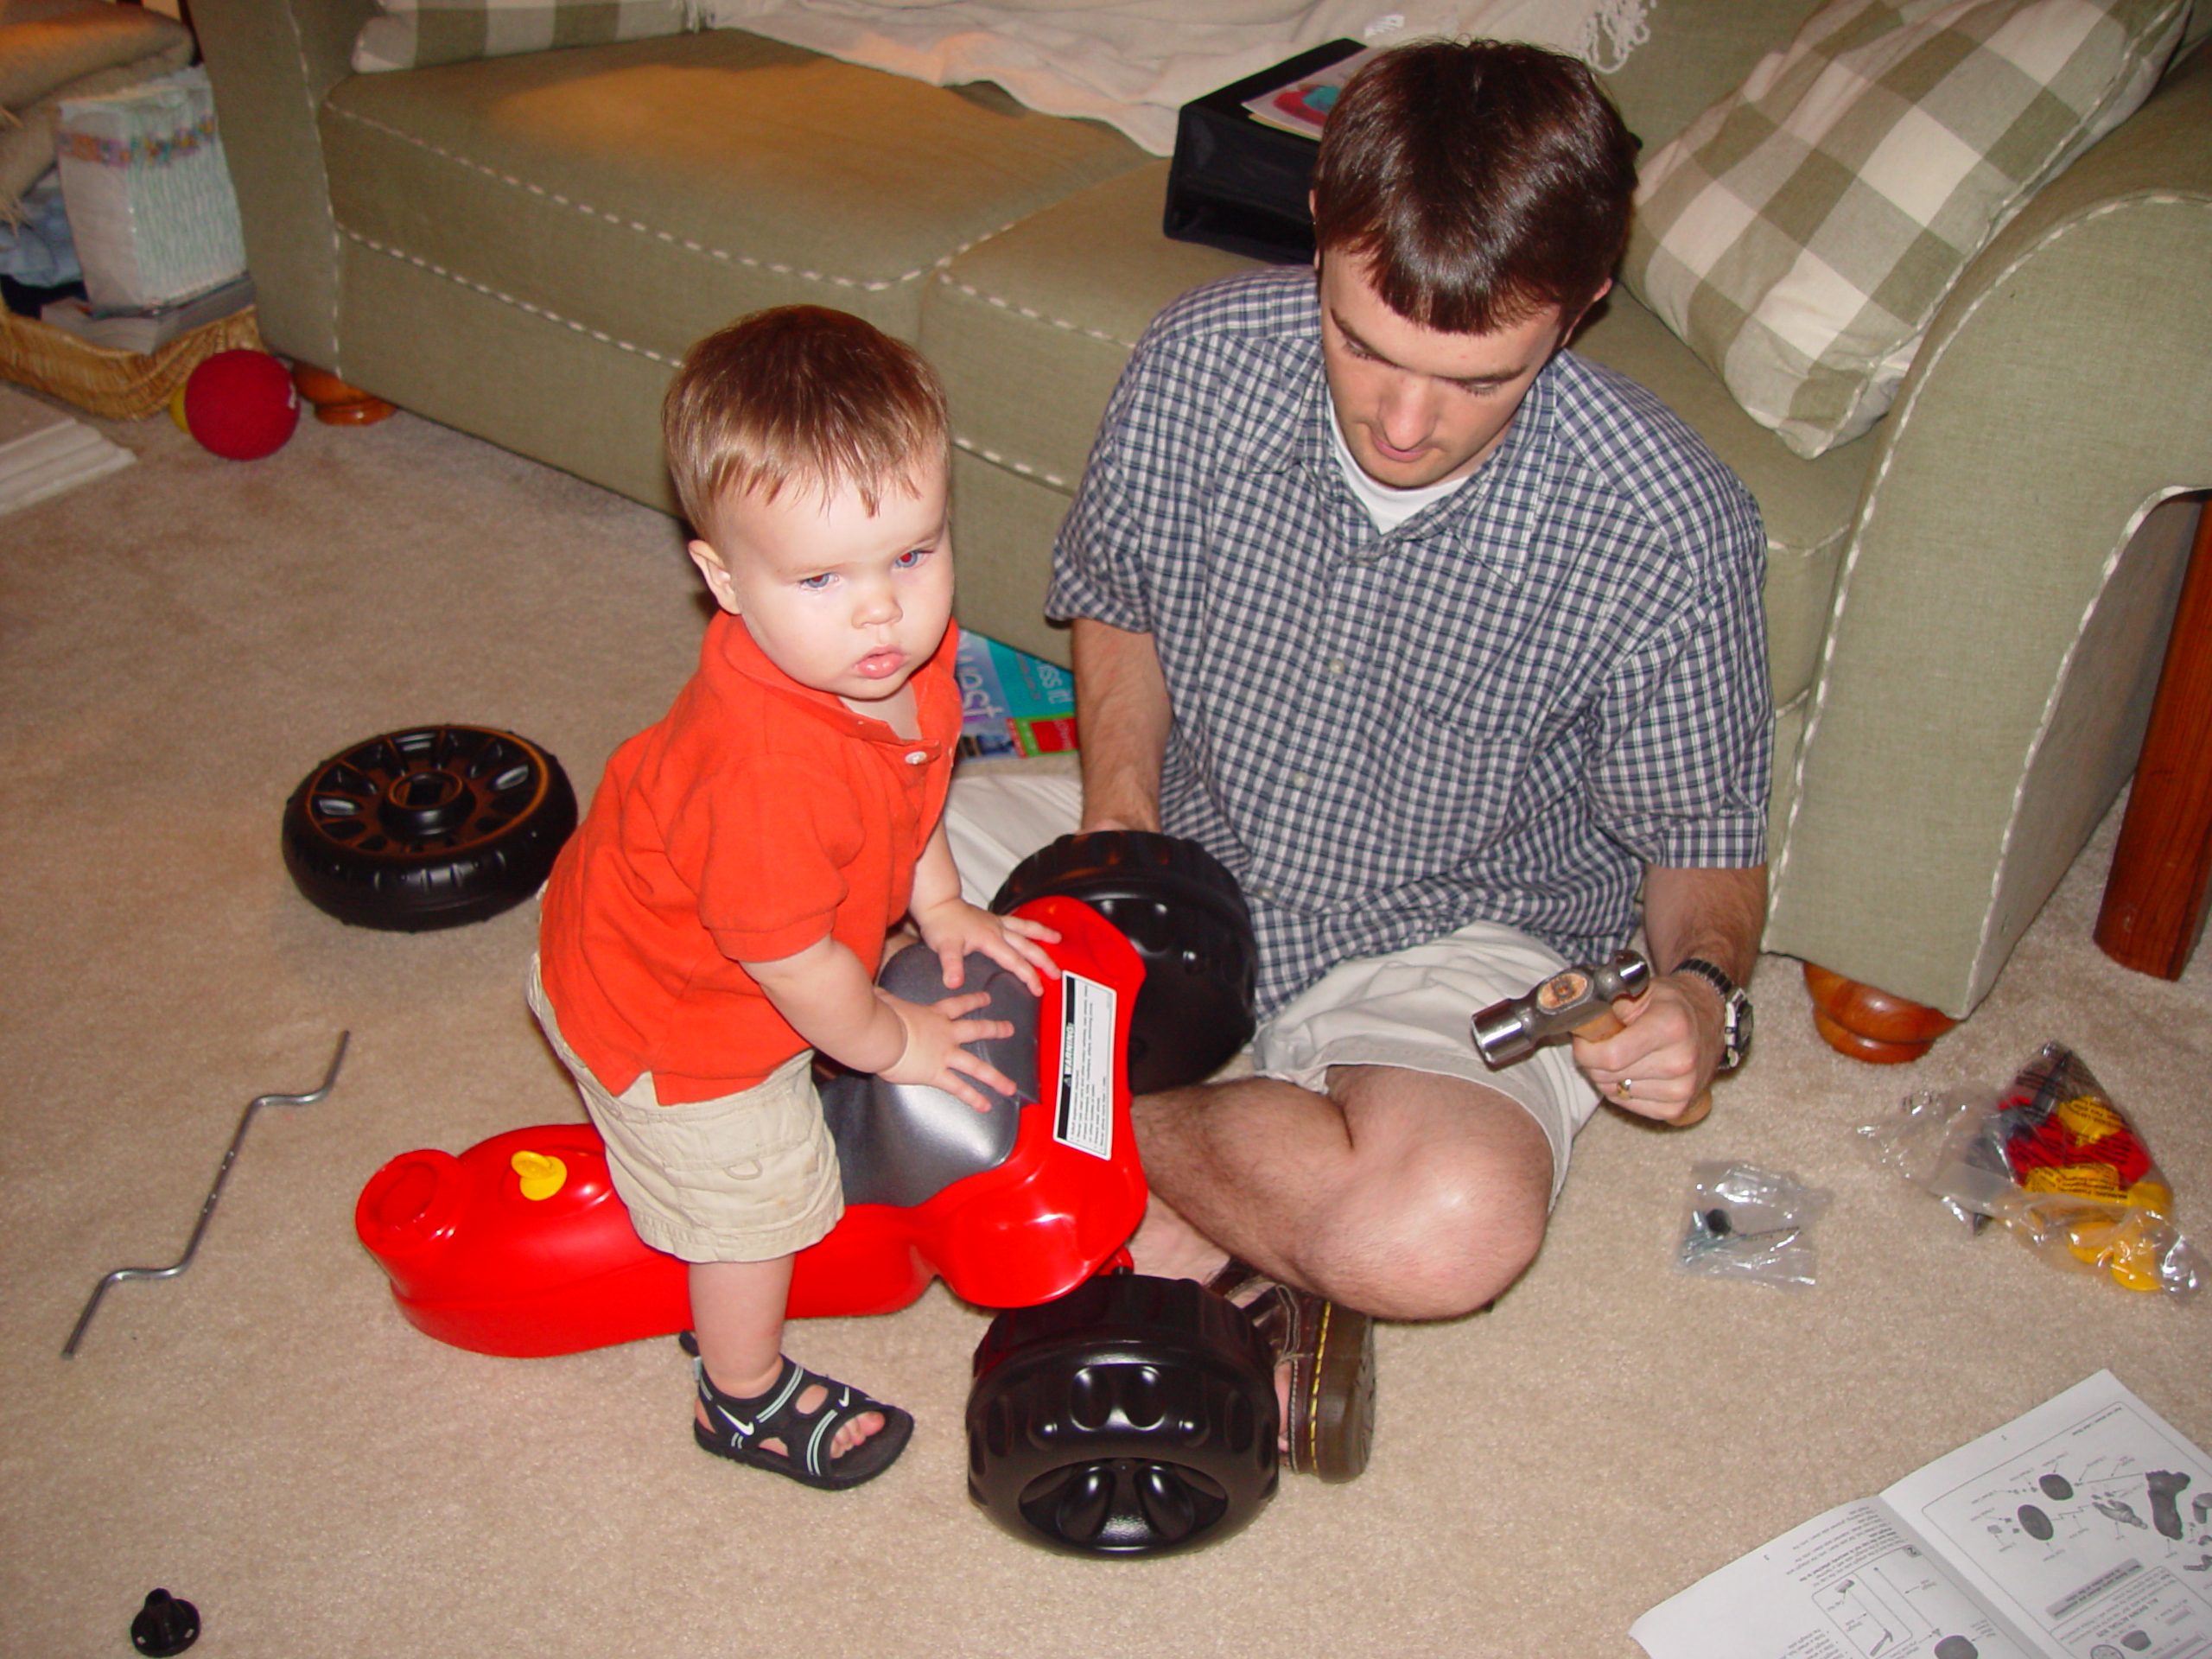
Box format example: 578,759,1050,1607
282,724,578,931
379,767,473,836
1021,1458,1230,1550
302,728,550,853
967,1274,1279,1557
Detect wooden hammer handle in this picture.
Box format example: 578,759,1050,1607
1571,1010,1712,1126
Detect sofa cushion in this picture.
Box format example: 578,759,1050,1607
1595,0,1820,149
321,29,1151,364
353,0,697,73
1624,0,2189,459
925,163,1249,498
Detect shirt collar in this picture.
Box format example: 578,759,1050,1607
1285,351,1562,571
708,612,957,752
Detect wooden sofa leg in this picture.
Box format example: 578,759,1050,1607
290,364,397,426
1801,963,1959,1064
2094,496,2212,979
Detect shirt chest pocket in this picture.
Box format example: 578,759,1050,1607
1362,694,1589,873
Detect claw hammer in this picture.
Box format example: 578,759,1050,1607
1469,949,1712,1126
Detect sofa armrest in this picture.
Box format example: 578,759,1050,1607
196,0,378,370
1767,40,2212,1016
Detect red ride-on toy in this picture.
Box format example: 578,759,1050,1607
356,834,1277,1556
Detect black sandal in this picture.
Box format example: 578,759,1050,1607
690,1349,913,1491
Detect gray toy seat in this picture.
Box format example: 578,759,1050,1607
818,944,1041,1209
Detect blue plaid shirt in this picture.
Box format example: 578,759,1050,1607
1048,267,1770,1019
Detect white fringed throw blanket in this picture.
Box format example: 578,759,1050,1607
698,0,1652,153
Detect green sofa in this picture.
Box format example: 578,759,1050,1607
193,0,2212,1052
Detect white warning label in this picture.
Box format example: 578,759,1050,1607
1052,970,1116,1160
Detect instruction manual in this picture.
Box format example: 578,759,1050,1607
1632,1371,2212,1659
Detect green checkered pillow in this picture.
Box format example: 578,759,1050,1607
1623,0,2188,459
353,0,701,73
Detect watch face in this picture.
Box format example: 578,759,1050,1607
1727,992,1753,1067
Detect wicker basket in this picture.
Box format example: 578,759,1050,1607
0,305,264,420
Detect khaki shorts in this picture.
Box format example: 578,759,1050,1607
1249,922,1598,1205
944,771,1600,1202
526,957,842,1263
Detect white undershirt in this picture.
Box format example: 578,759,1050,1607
1329,407,1471,531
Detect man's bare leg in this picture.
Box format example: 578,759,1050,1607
1125,1191,1233,1284
1128,1064,1554,1321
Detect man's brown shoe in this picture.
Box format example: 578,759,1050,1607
1207,1261,1376,1482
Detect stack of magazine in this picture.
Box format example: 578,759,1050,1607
38,271,252,355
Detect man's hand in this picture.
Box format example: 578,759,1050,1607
876,990,1021,1113
910,893,1060,995
1575,863,1765,1122
1572,970,1725,1122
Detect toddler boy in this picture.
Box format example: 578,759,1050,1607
531,306,1058,1490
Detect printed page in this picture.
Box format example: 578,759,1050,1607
1630,1497,2045,1659
1882,1371,2212,1659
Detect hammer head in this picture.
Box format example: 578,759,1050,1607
1470,950,1652,1067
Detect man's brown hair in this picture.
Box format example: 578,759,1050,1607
1311,40,1638,334
663,305,950,531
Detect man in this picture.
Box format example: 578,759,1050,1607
950,40,1769,1479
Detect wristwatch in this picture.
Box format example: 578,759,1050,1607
1672,957,1753,1072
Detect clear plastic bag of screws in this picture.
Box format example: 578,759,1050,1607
1675,1160,1830,1290
1856,1042,2199,1298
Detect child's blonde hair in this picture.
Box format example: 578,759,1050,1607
664,305,950,531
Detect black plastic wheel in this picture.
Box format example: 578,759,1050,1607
990,832,1256,1093
967,1273,1278,1558
282,725,577,931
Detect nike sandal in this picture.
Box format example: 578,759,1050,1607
689,1345,913,1491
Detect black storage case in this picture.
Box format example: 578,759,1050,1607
1161,39,1364,264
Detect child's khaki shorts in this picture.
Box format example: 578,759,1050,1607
526,957,843,1263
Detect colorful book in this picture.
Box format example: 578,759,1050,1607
1240,45,1383,138
956,627,1078,760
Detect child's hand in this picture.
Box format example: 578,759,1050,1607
912,896,1061,996
878,991,1020,1113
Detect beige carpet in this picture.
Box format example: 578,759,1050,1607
3,396,2207,1659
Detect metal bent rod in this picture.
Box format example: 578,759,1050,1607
62,1032,351,1358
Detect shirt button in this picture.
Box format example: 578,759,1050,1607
1325,658,1349,676
1289,772,1309,789
905,751,928,765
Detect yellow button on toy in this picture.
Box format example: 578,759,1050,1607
512,1150,567,1200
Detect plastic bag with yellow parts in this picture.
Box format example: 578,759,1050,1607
1857,1043,2199,1297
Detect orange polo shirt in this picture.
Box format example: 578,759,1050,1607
538,613,961,1103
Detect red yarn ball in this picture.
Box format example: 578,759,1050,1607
183,350,301,461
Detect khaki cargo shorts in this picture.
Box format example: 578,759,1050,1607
526,957,843,1263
